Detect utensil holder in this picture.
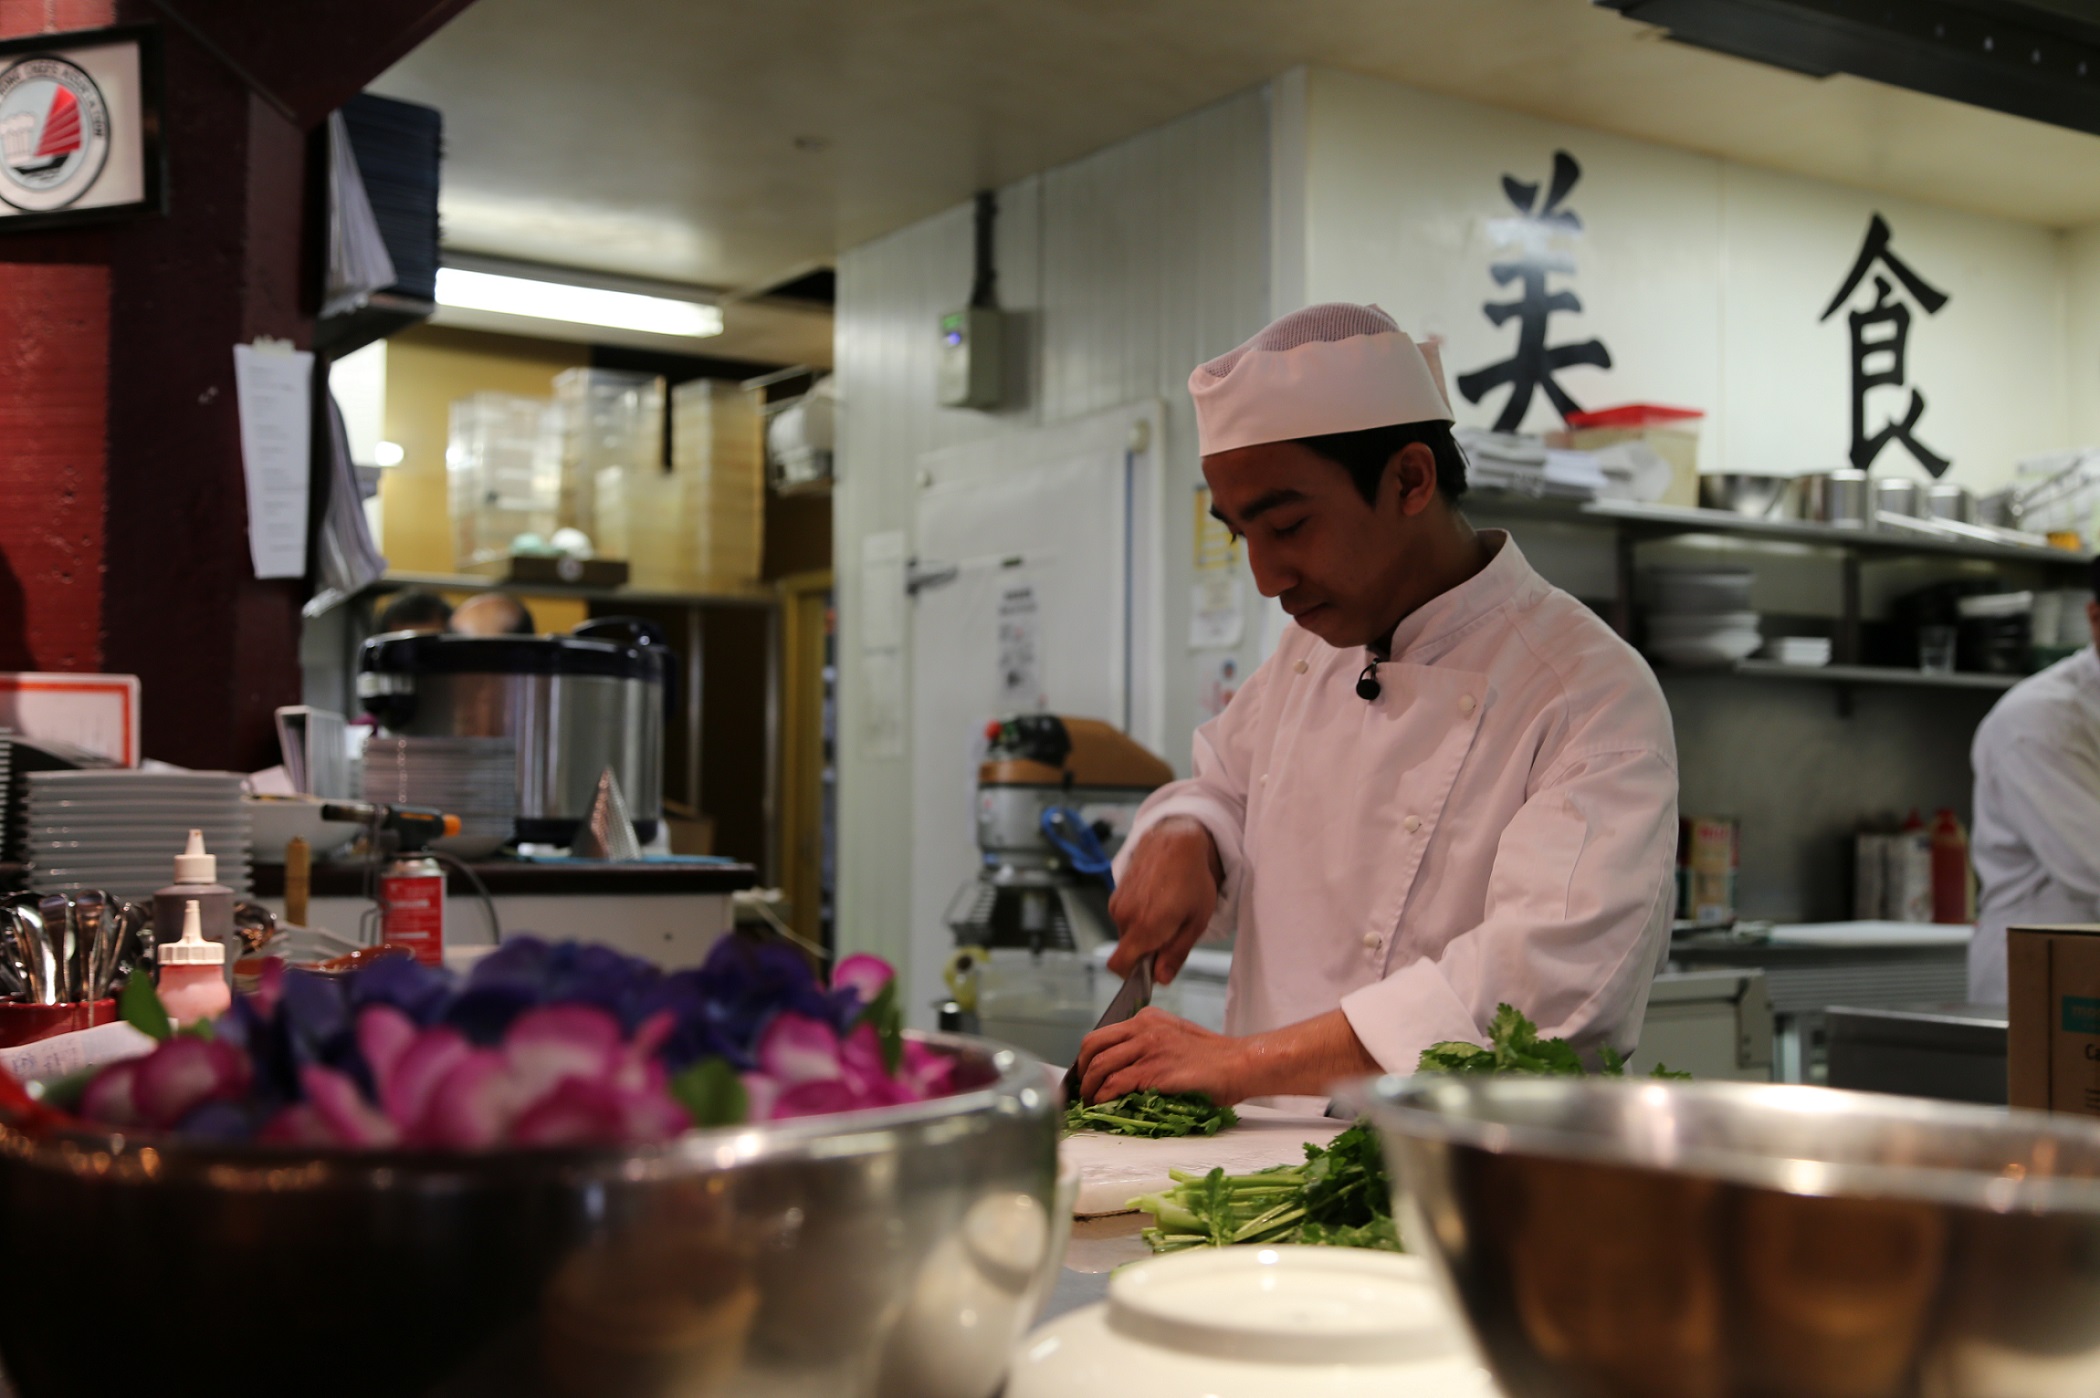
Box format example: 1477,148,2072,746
0,999,118,1049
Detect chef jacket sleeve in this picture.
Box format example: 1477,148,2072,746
1990,728,2100,900
1340,741,1679,1073
1111,658,1273,939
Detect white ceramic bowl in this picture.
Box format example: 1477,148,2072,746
1644,610,1760,637
1648,630,1764,667
242,795,363,862
1007,1246,1496,1398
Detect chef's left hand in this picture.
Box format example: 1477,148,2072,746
1076,1007,1246,1105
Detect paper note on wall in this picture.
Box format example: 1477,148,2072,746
997,584,1044,711
1189,572,1244,649
862,649,906,760
233,340,314,579
860,530,906,652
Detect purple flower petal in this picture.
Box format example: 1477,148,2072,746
740,1071,780,1122
380,1024,473,1132
133,1039,250,1129
79,1060,140,1127
258,1103,332,1146
501,1003,625,1105
771,1078,883,1118
356,1004,418,1092
415,1049,517,1149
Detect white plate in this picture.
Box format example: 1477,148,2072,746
1650,631,1764,666
1645,611,1760,636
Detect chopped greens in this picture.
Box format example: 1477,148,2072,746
1417,1002,1691,1079
1066,1089,1238,1139
1130,1121,1399,1253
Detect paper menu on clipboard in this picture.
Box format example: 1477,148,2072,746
233,340,314,579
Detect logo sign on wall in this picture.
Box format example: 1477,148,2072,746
0,25,161,229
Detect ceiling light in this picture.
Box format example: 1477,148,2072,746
373,441,405,467
434,267,724,339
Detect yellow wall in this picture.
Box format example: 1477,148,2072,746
379,325,588,574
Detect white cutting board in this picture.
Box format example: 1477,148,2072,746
1061,1103,1344,1217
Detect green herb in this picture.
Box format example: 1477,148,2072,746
1129,1120,1400,1253
669,1056,749,1127
1065,1089,1239,1139
1418,1003,1691,1079
856,979,904,1075
117,967,171,1043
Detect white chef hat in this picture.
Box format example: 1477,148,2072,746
1189,303,1453,457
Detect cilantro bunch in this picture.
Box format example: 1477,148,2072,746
1417,1002,1690,1079
1065,1088,1237,1139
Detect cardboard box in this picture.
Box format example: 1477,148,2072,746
2007,924,2100,1114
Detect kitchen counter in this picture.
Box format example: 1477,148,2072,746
252,856,759,969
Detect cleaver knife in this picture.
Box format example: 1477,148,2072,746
1061,951,1155,1104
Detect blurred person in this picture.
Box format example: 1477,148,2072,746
375,589,452,635
450,591,536,636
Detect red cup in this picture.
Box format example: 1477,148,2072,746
0,999,118,1049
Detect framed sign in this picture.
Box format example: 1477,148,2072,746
0,24,161,231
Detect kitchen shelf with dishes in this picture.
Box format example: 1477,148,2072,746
1666,659,2021,692
363,569,776,610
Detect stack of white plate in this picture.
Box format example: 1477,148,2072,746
1643,566,1760,668
25,769,251,900
0,735,15,891
360,736,517,859
1762,635,1833,667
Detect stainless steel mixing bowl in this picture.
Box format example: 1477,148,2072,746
0,1032,1058,1398
1354,1076,2100,1398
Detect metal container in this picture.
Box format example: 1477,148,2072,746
1696,473,1788,518
1784,470,1870,527
1873,476,1925,520
0,1032,1057,1398
1356,1075,2100,1398
358,627,667,845
1927,483,1978,524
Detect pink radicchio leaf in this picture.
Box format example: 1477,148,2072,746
740,1072,781,1123
830,953,894,1005
500,1003,626,1105
899,1040,958,1099
512,1077,689,1148
257,1104,334,1147
79,1060,142,1128
770,1078,873,1119
838,1022,911,1104
355,1004,419,1096
132,1038,251,1130
755,1012,844,1086
378,1024,474,1132
300,1064,401,1148
411,1049,519,1150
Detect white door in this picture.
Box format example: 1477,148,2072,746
905,402,1163,1022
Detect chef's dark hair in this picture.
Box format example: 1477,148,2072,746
2090,555,2100,605
1293,422,1469,504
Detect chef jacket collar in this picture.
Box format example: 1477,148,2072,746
1370,530,1528,666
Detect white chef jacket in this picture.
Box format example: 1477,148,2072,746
1118,531,1679,1081
1968,646,2100,1004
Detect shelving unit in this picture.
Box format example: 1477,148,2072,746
1667,659,2021,692
366,569,774,610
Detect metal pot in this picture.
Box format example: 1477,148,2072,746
1873,476,1925,520
358,629,667,846
1927,483,1978,524
1784,470,1870,527
1355,1075,2100,1398
1696,474,1788,518
0,1032,1058,1398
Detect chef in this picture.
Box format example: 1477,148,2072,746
1967,565,2100,1003
1074,302,1680,1108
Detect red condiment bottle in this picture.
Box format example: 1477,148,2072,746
1929,807,1971,924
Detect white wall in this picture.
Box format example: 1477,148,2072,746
832,87,1273,992
1296,68,2072,495
2067,222,2100,449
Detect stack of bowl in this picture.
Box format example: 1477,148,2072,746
360,735,519,859
1643,566,1760,668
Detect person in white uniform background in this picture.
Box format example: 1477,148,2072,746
1073,303,1681,1108
1968,564,2100,1004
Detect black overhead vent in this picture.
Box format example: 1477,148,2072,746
1596,0,2100,136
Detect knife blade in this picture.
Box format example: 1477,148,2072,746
1061,951,1155,1104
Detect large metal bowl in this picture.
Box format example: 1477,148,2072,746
1355,1076,2100,1398
0,1032,1057,1398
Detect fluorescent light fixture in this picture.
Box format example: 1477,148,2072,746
435,267,724,339
373,440,405,467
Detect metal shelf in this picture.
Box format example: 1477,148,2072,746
1662,659,2021,692
1466,492,2089,567
371,570,776,609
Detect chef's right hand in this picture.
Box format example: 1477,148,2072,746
1107,816,1222,985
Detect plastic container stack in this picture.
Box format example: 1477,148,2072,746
553,368,666,562
446,392,562,569
671,378,765,592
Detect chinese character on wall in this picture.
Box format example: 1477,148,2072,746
1819,213,1952,477
1457,150,1613,432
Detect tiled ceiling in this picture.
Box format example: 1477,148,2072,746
374,0,2100,299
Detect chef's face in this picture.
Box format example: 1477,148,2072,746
1203,439,1442,648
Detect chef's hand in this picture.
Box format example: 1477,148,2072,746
1078,1007,1245,1105
1107,816,1221,984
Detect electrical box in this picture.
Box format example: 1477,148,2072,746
937,307,1004,410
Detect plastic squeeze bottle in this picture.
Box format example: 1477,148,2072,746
158,899,231,1026
154,829,234,982
1930,807,1973,925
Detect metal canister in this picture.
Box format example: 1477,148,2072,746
379,853,445,966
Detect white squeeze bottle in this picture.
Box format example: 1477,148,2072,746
153,829,235,982
158,900,231,1027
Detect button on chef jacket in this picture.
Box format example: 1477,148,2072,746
1968,646,2100,1004
1116,531,1679,1084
